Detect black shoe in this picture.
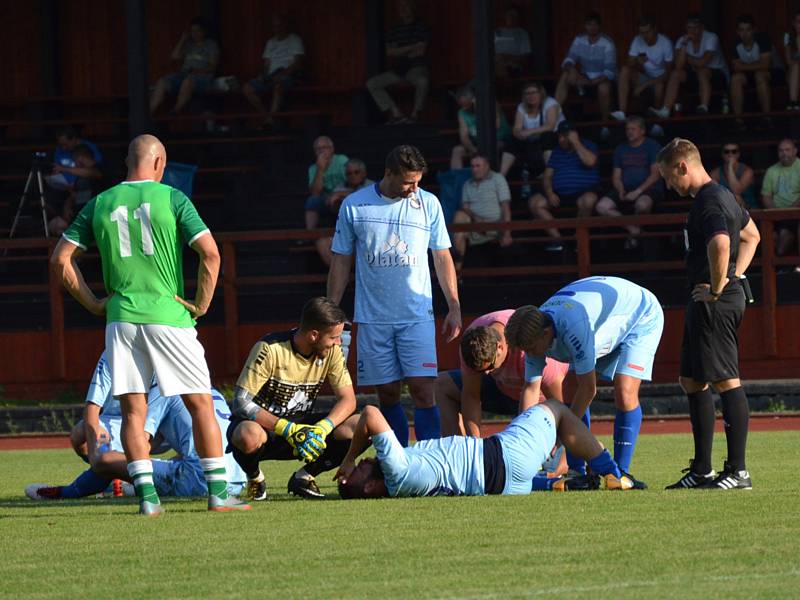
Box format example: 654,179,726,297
665,460,717,489
553,473,600,491
242,475,267,501
702,462,752,490
621,471,648,490
287,474,325,499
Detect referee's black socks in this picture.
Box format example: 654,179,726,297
687,389,716,475
720,387,749,472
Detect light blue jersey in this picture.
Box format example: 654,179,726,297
150,389,247,494
524,276,663,381
331,183,451,324
373,431,485,496
86,352,121,417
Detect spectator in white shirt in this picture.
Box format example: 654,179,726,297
494,8,531,78
555,12,617,129
650,14,728,118
612,17,674,121
730,15,774,120
242,14,305,127
784,12,800,110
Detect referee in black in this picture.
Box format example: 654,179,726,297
657,138,761,490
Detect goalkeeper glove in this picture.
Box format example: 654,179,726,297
300,418,334,459
274,418,318,462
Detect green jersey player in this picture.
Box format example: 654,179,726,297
50,134,249,515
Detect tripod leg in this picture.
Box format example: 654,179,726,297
35,168,50,238
7,169,36,242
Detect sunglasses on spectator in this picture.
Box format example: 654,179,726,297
723,148,740,154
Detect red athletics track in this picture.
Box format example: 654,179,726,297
1,414,798,450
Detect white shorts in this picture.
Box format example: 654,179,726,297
356,321,437,385
106,322,211,397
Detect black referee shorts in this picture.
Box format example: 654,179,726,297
680,283,745,383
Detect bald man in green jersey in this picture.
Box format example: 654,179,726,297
51,135,249,515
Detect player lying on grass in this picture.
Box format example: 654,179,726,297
26,353,246,500
336,400,638,498
227,297,360,500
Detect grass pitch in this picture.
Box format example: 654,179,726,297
2,431,799,600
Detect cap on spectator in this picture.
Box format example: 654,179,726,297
557,120,574,135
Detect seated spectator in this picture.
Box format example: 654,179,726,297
46,128,104,236
650,14,728,118
511,82,564,179
595,116,662,250
305,136,348,230
315,158,374,267
450,88,514,176
48,144,103,236
612,17,674,121
451,154,512,275
366,0,430,124
242,14,304,128
555,12,617,132
494,8,531,78
729,15,773,123
528,121,599,252
710,143,758,209
761,139,800,259
150,17,219,114
783,12,800,110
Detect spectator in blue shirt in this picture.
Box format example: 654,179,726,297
596,116,662,250
528,121,599,252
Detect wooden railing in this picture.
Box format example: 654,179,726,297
1,209,796,380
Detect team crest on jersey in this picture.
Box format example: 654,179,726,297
366,232,419,267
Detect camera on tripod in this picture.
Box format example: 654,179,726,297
31,151,49,169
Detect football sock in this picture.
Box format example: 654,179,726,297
566,408,591,475
720,387,749,472
294,467,313,481
232,446,262,481
613,405,642,473
413,406,441,441
200,457,229,500
588,448,622,478
687,389,715,474
381,403,409,447
532,472,562,491
60,469,111,499
128,459,160,505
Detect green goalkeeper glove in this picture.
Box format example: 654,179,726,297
274,418,318,462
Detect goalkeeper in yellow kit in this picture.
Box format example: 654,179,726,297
227,297,359,499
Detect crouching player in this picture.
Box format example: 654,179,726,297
436,309,569,438
336,401,637,498
26,352,245,500
228,297,360,500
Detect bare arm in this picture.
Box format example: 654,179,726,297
327,252,354,305
542,168,555,197
50,238,108,316
431,248,462,342
461,370,485,437
674,47,688,70
572,138,598,168
519,380,543,412
632,163,663,197
735,219,760,277
726,165,754,195
339,405,391,474
326,384,358,427
170,33,188,61
570,371,597,418
458,114,477,153
309,163,327,196
612,167,625,196
176,232,220,317
688,50,714,68
761,193,775,209
83,402,104,464
707,233,731,294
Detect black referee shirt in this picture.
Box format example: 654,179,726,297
685,181,750,286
